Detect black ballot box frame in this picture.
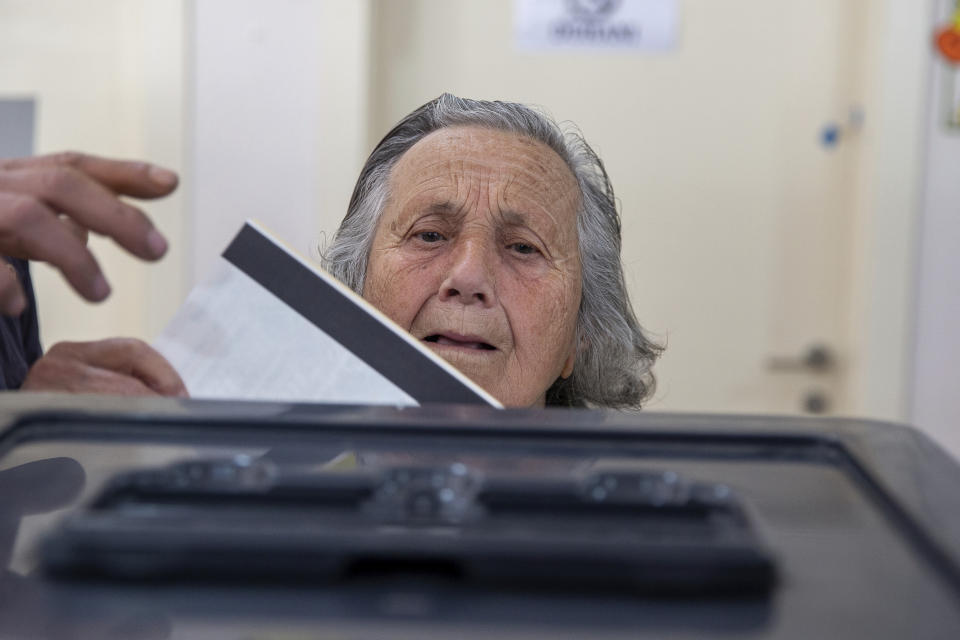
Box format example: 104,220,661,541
1,392,960,639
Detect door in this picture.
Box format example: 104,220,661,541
367,0,871,415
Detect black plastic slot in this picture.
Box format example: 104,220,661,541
341,556,466,581
92,479,374,510
479,491,714,519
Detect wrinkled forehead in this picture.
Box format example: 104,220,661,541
386,125,582,221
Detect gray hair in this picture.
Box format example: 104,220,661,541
322,94,661,408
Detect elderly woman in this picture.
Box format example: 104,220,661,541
324,94,661,408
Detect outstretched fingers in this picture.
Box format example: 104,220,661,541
0,165,167,262
0,192,108,302
0,152,178,199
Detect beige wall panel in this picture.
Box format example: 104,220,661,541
0,0,186,346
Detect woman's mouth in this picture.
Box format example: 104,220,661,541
423,333,496,351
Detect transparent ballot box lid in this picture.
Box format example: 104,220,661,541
1,394,959,639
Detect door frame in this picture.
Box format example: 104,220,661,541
847,0,933,421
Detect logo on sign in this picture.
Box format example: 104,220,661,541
514,0,676,52
565,0,622,21
555,0,637,42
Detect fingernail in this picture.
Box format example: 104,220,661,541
148,166,178,188
147,229,168,257
91,274,111,300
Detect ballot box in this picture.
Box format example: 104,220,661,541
1,393,959,639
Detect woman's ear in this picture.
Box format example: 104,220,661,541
561,331,588,380
560,348,575,379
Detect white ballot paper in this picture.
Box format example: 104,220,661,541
154,221,502,408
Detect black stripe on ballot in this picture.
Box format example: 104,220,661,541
222,223,494,406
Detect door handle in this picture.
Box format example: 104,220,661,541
767,343,835,374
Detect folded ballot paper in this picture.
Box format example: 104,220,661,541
154,221,502,408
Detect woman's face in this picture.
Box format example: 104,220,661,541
362,126,582,407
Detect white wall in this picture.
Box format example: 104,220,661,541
0,0,185,345
189,0,371,287
140,0,188,338
910,1,960,455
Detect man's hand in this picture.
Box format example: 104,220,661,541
0,152,178,315
21,338,188,397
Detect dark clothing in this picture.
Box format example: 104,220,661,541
0,258,42,390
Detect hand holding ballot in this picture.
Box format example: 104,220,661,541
0,152,184,395
22,338,187,397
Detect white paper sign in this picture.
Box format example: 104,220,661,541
514,0,678,51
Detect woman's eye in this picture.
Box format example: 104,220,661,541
509,242,539,255
416,231,445,243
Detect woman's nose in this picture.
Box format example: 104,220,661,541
437,239,496,307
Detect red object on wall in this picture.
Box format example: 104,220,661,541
937,25,960,63
937,2,960,64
